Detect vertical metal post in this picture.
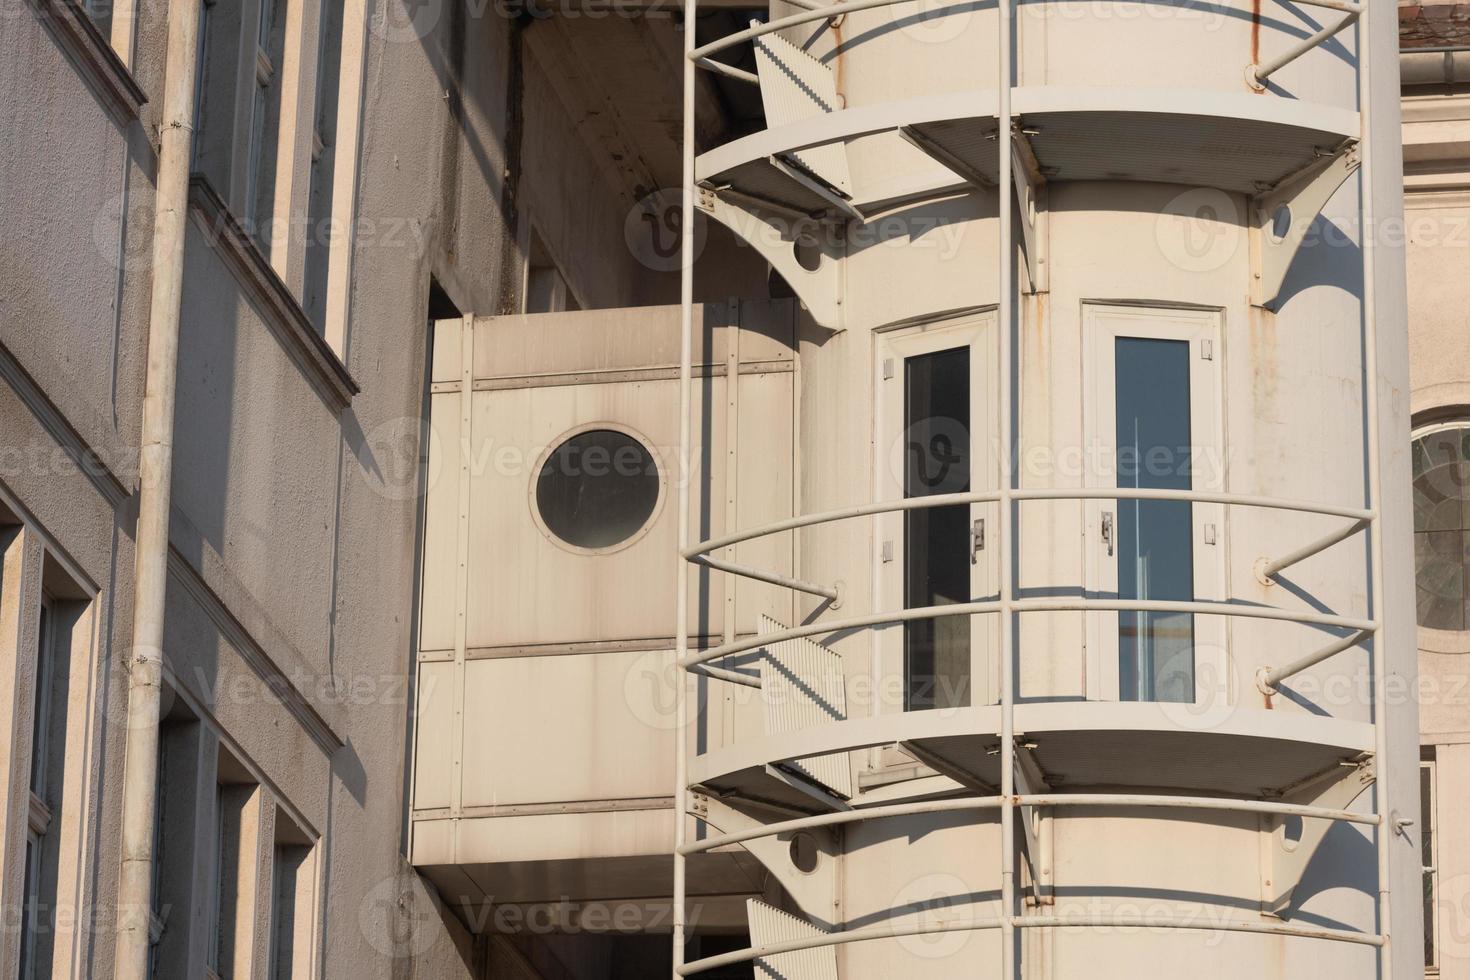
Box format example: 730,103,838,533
997,0,1017,977
1357,9,1394,980
672,0,697,974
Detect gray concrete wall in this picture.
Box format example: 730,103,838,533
0,0,711,970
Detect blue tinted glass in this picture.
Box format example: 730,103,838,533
904,347,971,711
1115,338,1195,703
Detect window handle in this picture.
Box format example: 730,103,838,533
1102,511,1114,557
971,518,985,564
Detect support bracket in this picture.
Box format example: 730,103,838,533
697,188,843,330
1250,141,1360,309
1013,741,1054,907
1010,124,1050,295
692,791,842,930
1258,754,1376,918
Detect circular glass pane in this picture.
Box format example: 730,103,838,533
1412,424,1470,631
536,429,660,551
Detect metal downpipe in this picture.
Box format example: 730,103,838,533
114,0,202,974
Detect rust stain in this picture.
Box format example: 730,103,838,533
1251,0,1262,81
831,15,847,109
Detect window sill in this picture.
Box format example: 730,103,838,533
187,176,359,412
33,0,146,123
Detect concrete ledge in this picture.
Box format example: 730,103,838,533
187,176,360,413
30,0,146,124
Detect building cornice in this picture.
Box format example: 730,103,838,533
31,0,146,124
187,175,360,412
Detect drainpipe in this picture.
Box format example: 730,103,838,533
1401,47,1470,86
114,0,202,974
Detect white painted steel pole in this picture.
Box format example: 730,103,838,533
115,0,202,975
1358,7,1395,980
997,0,1017,975
1252,10,1360,84
672,0,697,973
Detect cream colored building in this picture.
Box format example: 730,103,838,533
0,0,1436,977
1401,3,1470,978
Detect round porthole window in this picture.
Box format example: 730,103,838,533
534,427,662,553
1413,422,1470,632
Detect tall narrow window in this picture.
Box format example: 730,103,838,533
246,0,286,244
268,812,315,980
1424,757,1438,971
904,347,971,711
302,0,345,332
19,597,57,980
1115,337,1195,703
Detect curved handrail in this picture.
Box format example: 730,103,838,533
684,486,1371,561
679,791,1376,857
680,595,1373,670
688,0,1363,82
688,0,954,64
678,917,1005,976
678,911,1381,976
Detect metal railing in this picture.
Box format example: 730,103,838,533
671,0,1390,976
689,0,1362,90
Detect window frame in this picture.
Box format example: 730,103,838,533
1410,418,1470,643
189,0,370,355
1081,304,1227,705
1423,755,1439,975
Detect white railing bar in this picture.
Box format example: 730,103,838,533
686,488,1372,560
1018,793,1381,827
1260,517,1372,582
690,662,761,688
681,597,1376,672
679,791,1379,857
1253,8,1360,83
688,0,1364,76
689,553,839,600
997,0,1018,975
1257,628,1374,693
1011,597,1376,633
685,489,1000,558
680,796,1005,855
688,0,951,63
1012,915,1384,947
672,0,697,970
693,56,759,85
1290,0,1362,12
678,905,1383,975
676,917,1007,976
1014,487,1374,522
1357,6,1395,976
679,599,1002,669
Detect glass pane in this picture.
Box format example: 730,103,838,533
1412,425,1470,631
904,347,971,711
1423,764,1436,967
30,604,51,798
536,430,660,550
1115,338,1195,703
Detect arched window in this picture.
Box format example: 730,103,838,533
1412,422,1470,631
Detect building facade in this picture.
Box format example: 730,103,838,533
0,0,1440,978
1401,3,1470,979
